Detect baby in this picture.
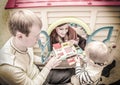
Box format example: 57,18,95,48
71,41,113,85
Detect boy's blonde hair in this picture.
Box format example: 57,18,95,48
85,41,109,64
9,9,42,36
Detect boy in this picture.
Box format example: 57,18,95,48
72,41,113,85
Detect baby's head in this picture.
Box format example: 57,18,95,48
85,41,110,65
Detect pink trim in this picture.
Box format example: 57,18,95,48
5,0,16,9
5,0,120,9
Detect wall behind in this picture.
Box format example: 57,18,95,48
0,0,11,48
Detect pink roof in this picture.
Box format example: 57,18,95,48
5,0,120,9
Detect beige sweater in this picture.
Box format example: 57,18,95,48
0,37,50,85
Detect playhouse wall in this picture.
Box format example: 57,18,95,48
0,2,120,58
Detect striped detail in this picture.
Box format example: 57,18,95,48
76,66,94,84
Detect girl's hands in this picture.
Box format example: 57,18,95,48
69,38,79,45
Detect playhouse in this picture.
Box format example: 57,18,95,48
0,0,120,84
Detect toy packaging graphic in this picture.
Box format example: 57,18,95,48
52,41,78,65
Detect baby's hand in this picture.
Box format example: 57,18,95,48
75,55,81,63
75,55,84,67
75,55,84,63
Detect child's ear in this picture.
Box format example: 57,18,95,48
16,31,23,39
